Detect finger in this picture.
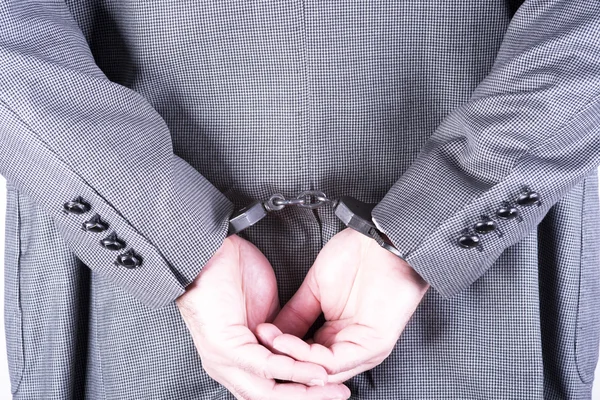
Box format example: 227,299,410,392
327,364,376,384
231,341,329,386
271,326,377,375
255,322,284,350
313,321,344,348
226,369,352,400
272,277,321,338
269,380,351,400
255,323,324,368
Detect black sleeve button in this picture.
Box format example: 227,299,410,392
82,214,109,233
100,232,126,251
115,249,143,269
457,232,481,249
63,196,91,214
496,202,520,220
516,188,541,206
474,216,497,234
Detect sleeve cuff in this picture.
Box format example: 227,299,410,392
371,122,599,299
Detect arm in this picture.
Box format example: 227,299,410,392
0,0,233,309
371,0,600,298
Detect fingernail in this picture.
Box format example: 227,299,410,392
309,379,324,387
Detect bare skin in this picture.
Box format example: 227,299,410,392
176,234,352,400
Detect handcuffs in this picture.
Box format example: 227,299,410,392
227,190,402,258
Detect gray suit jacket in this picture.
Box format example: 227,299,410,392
1,0,599,398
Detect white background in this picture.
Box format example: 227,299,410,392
0,175,599,399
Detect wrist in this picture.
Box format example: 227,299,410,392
390,255,430,298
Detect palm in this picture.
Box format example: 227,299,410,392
178,234,279,342
217,234,279,333
310,228,418,338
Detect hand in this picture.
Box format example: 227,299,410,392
176,234,351,400
256,227,430,384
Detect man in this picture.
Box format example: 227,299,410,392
1,0,599,399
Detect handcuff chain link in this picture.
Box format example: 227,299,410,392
264,190,337,211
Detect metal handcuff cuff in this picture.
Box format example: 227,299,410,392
226,190,403,258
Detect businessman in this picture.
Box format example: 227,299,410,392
1,0,599,399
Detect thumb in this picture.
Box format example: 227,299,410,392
272,272,322,339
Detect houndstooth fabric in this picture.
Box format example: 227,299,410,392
1,0,600,398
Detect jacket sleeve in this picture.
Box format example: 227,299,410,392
0,0,234,309
371,0,600,298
